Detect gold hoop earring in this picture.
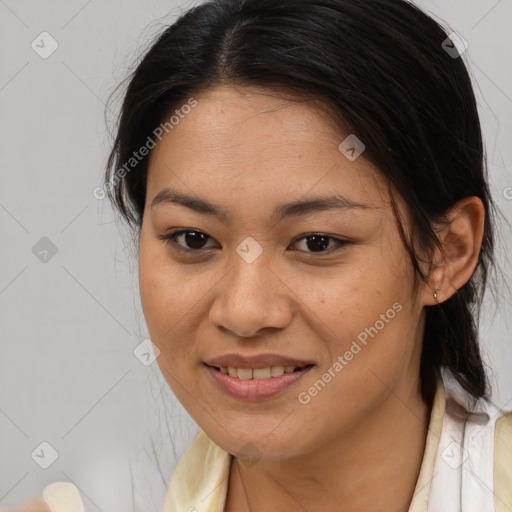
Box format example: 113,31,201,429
433,290,439,303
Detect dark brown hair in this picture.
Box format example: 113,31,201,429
105,0,502,400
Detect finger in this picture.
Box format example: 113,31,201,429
41,483,85,512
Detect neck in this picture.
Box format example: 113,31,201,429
225,368,436,512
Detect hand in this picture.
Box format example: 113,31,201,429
11,499,51,512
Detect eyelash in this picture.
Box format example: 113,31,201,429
156,229,348,256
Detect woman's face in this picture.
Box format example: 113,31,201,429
139,84,429,462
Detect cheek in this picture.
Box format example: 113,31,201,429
138,238,186,340
139,253,194,393
138,237,213,378
323,266,414,363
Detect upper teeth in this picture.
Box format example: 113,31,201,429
218,366,302,379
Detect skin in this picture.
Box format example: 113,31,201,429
12,499,50,512
138,84,485,511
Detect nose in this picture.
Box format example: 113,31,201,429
208,255,293,338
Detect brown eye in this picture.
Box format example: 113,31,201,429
290,234,347,254
157,229,218,252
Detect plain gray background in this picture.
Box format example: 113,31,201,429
1,0,511,510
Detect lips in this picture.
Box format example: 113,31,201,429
205,363,314,401
203,353,315,400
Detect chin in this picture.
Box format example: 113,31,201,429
207,424,310,464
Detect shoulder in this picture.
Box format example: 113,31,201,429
495,409,512,455
495,410,512,512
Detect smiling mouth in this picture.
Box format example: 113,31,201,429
207,364,314,380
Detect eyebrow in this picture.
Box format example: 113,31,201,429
150,187,373,223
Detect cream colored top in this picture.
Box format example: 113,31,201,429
162,369,512,511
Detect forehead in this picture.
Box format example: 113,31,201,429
146,85,390,212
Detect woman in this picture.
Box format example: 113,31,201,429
17,0,512,510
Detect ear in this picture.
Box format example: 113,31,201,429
421,196,485,306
